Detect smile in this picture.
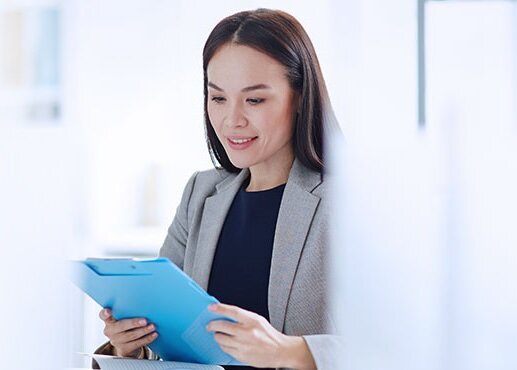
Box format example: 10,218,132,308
226,136,258,150
228,137,255,144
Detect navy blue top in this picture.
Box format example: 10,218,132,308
207,180,286,370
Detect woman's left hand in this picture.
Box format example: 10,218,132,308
206,303,315,369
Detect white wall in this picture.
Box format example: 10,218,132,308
426,3,517,369
0,92,85,369
332,1,517,370
0,1,86,368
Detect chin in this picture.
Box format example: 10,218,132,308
228,160,249,169
227,156,257,170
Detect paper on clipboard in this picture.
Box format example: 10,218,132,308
84,354,223,370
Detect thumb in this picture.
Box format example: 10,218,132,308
99,308,115,322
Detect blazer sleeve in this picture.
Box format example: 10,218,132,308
302,334,344,370
91,342,159,369
159,171,199,268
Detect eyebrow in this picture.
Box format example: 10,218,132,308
207,82,271,92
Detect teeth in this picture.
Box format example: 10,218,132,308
230,138,253,144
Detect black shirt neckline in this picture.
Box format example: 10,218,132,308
241,177,287,194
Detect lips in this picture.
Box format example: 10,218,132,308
226,136,258,150
228,137,255,144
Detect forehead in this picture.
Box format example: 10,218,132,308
207,43,289,89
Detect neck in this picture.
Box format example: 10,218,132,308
246,157,294,192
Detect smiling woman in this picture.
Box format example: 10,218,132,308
207,44,297,191
94,8,341,370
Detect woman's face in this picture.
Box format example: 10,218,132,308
207,43,297,171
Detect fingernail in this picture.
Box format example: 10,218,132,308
152,332,158,337
139,319,147,325
148,324,155,331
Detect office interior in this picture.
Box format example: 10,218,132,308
0,0,515,369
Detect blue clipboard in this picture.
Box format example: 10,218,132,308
70,257,243,366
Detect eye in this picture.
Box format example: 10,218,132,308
211,96,226,104
246,98,265,105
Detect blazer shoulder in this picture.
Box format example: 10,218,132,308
188,167,238,198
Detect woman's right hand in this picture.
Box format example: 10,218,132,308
99,308,158,358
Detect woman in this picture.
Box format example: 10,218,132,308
96,8,341,370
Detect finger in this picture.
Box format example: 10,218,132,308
213,332,238,350
99,308,115,323
209,303,250,322
219,344,240,358
114,332,158,356
111,324,156,344
128,332,159,351
108,317,148,336
206,320,240,336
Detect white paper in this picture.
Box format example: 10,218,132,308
90,354,223,370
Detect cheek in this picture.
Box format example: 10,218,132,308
265,105,295,137
207,105,222,132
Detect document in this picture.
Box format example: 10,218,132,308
70,258,243,365
91,354,223,370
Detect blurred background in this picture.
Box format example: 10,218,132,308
0,0,515,369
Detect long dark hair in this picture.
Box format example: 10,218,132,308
203,8,335,173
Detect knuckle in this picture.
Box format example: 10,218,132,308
143,333,156,345
134,318,145,327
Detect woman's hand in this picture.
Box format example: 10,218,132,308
99,308,158,358
206,304,316,370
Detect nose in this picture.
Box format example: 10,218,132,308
224,102,247,128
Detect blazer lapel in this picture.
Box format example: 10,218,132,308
191,169,250,290
268,160,322,331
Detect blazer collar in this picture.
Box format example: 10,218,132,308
283,157,322,193
268,160,322,331
190,168,249,289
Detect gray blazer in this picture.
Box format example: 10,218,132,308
159,159,341,370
